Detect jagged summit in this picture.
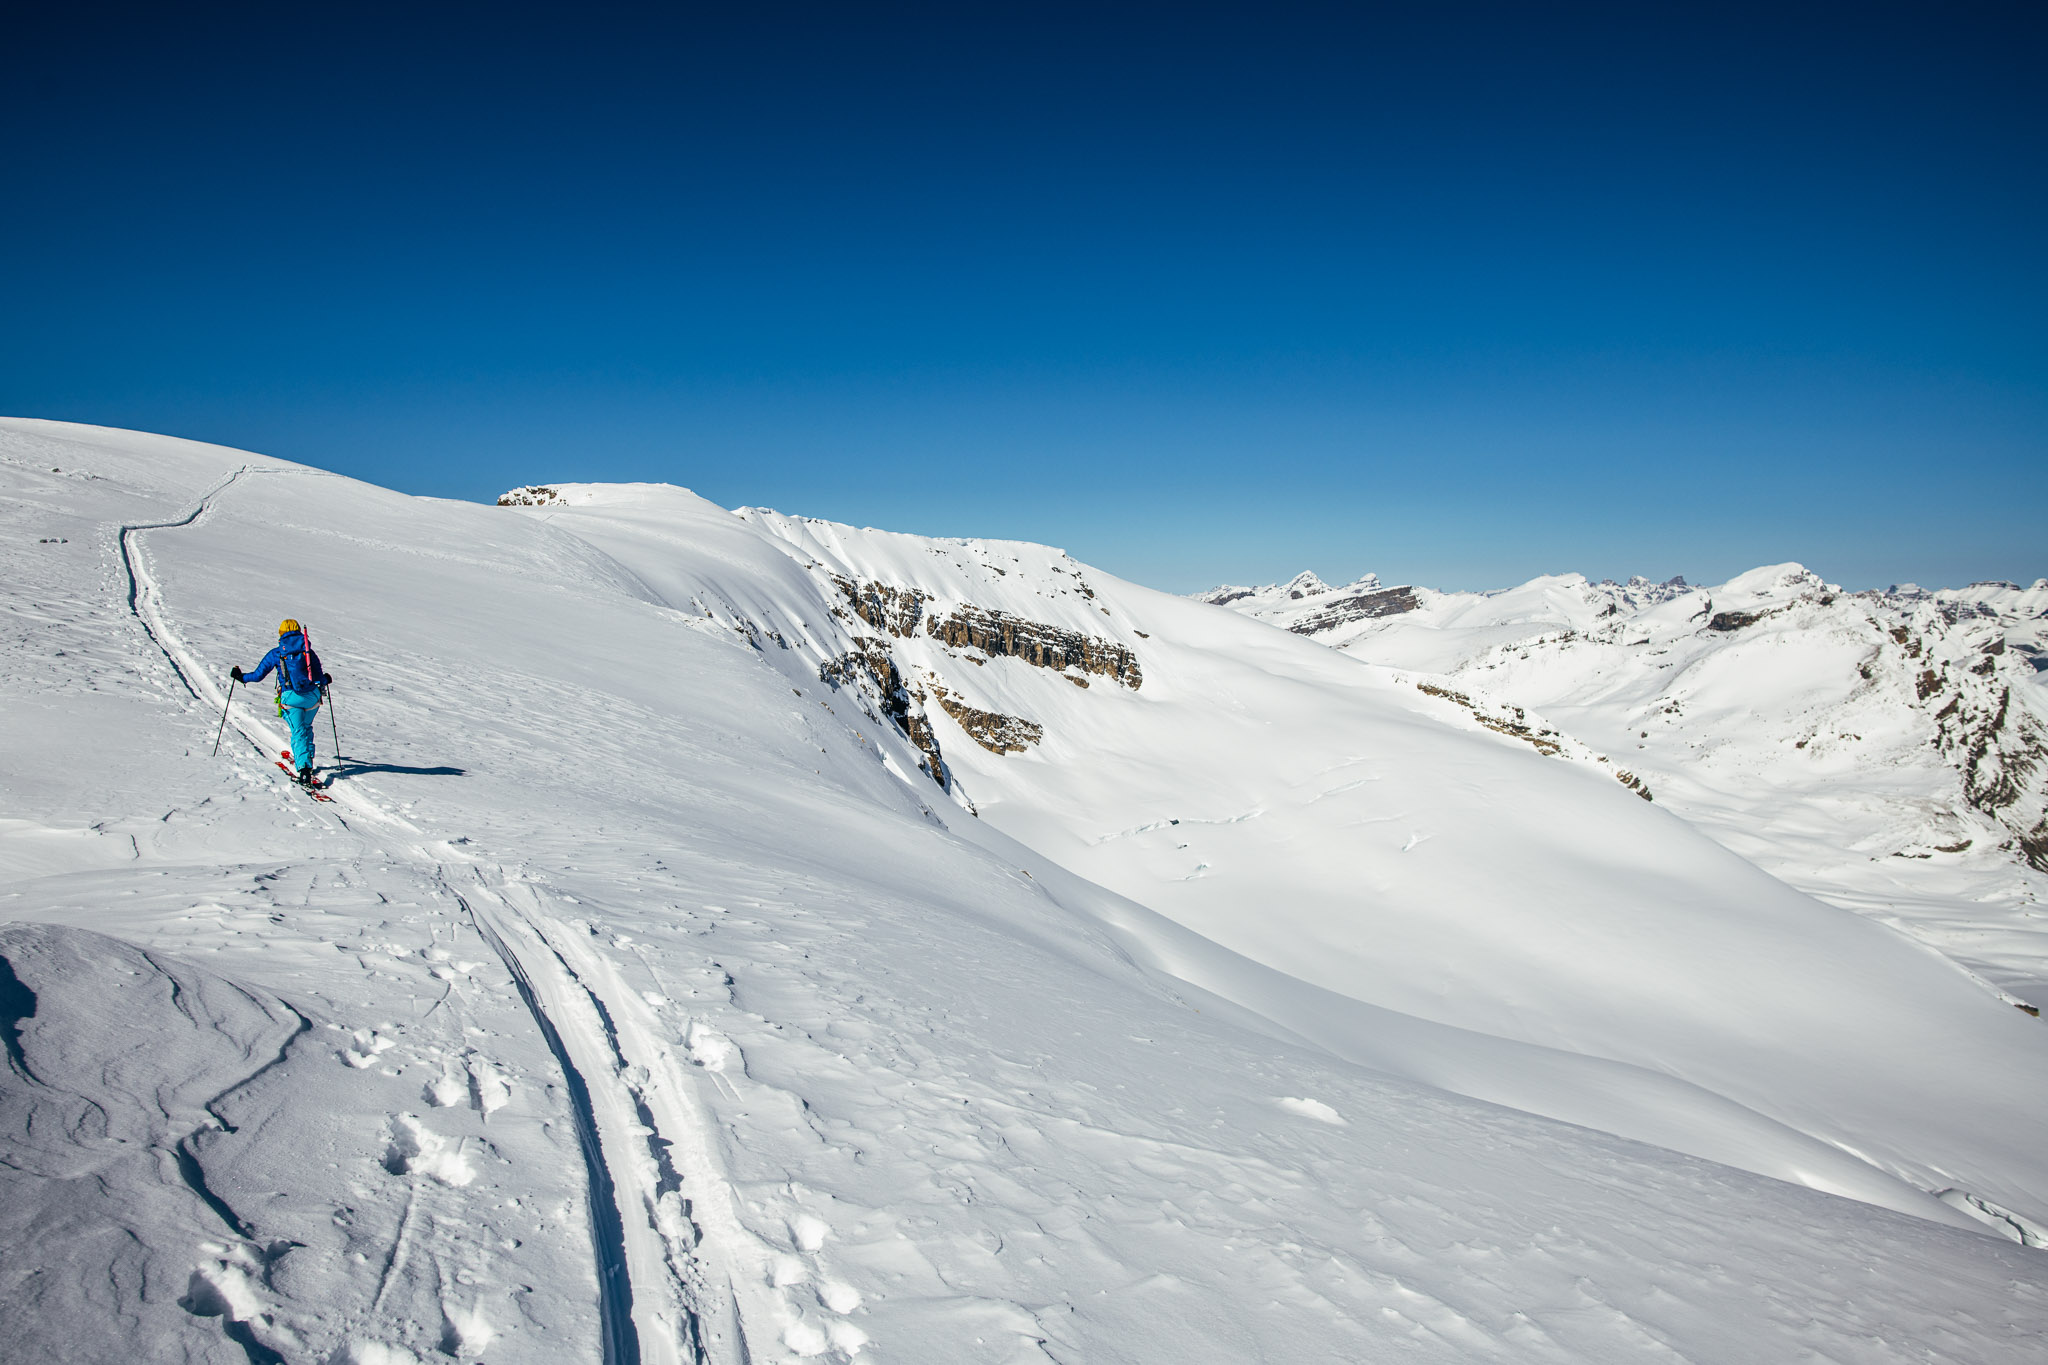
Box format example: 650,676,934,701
1193,570,1416,634
1601,574,1688,590
1281,569,1331,597
1195,568,1372,606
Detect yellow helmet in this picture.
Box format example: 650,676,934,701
278,618,301,635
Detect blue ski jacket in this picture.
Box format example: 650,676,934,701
246,630,327,695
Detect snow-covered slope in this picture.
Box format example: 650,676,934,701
713,512,2048,1215
1204,564,2048,1016
5,419,2047,1363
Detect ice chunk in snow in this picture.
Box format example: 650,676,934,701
1277,1096,1347,1124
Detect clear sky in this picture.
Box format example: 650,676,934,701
6,2,2042,592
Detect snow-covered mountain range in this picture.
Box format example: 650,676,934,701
5,419,2047,1364
1198,565,2048,1015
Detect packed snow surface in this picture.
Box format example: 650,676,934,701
4,418,2046,1363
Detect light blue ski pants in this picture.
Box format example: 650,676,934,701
279,687,322,771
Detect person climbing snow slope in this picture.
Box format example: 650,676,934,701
232,618,330,785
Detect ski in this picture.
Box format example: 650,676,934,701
276,753,333,801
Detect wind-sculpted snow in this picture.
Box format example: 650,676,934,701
0,923,307,1361
3,419,2048,1362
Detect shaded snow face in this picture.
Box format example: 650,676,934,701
5,420,2048,1364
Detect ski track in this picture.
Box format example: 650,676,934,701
118,466,250,702
121,470,754,1365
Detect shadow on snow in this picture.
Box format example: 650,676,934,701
324,761,467,780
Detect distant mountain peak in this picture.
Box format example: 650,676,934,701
1283,570,1329,598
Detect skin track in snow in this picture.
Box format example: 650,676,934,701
461,891,646,1365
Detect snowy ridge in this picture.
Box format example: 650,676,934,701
4,422,2048,1361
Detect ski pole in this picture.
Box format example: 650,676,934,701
212,679,237,757
327,687,342,758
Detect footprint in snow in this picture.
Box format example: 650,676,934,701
438,1302,495,1358
341,1029,397,1068
178,1242,266,1322
465,1051,512,1116
686,1020,742,1076
421,947,482,981
423,1067,467,1108
787,1212,831,1252
783,1316,868,1358
383,1113,477,1186
781,1319,831,1357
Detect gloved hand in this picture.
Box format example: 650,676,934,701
319,673,332,685
230,666,244,682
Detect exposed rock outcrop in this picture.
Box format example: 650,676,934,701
808,576,1138,774
819,640,950,788
1417,683,1566,758
1877,607,2048,872
1287,585,1419,635
926,606,1143,689
1708,609,1769,632
1409,679,1653,798
928,683,1044,754
1194,572,1417,638
497,485,560,507
831,577,931,638
1933,677,2048,870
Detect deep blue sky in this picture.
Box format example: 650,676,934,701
6,3,2042,591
